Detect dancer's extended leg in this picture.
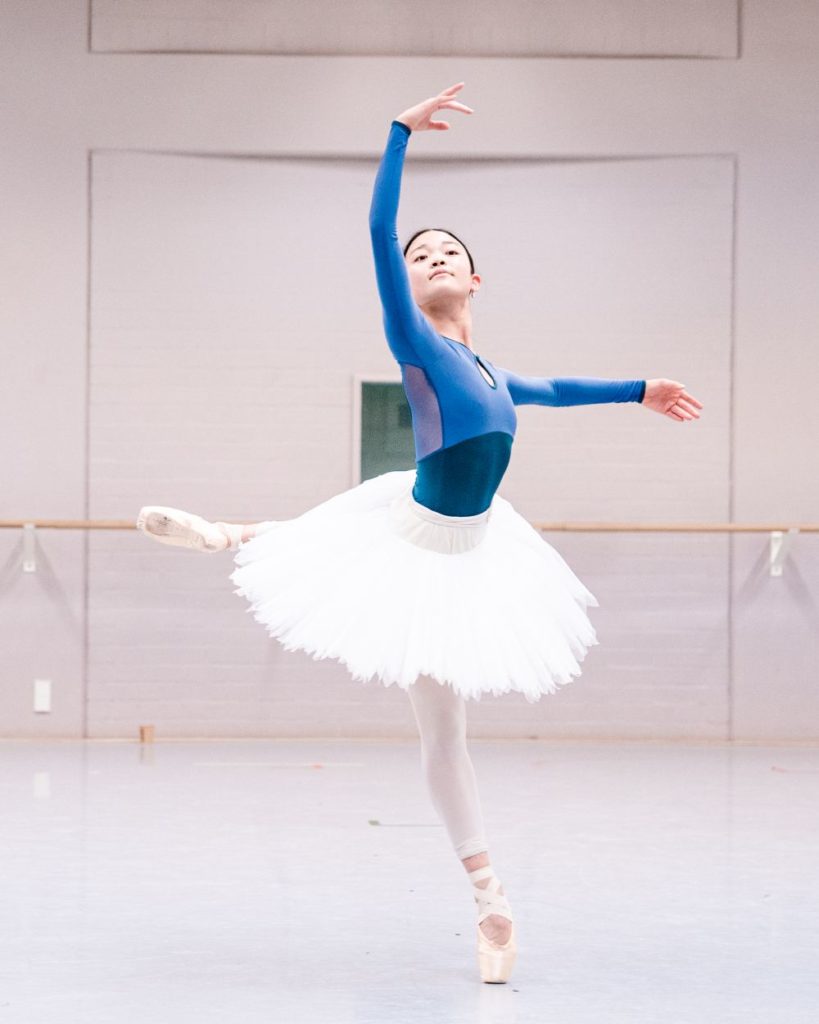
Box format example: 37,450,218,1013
407,674,513,946
136,506,275,552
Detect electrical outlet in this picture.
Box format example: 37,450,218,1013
33,679,51,713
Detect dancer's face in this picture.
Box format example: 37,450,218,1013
404,231,481,309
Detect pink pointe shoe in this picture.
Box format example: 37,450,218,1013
136,506,242,553
468,866,517,984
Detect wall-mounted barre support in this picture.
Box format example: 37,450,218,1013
22,523,37,574
770,528,799,577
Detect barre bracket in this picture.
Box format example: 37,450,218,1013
769,528,799,577
23,523,37,573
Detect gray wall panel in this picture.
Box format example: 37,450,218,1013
91,0,738,57
85,150,731,738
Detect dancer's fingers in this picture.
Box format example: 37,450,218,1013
429,120,451,131
438,100,474,114
440,82,466,95
680,390,704,409
676,398,700,418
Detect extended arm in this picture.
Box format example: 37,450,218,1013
504,369,705,421
502,369,646,406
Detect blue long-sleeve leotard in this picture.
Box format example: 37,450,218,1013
369,120,646,517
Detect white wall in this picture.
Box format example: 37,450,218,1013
1,0,817,739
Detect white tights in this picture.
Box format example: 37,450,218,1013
407,674,489,861
245,523,490,863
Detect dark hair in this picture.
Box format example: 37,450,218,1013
402,228,476,274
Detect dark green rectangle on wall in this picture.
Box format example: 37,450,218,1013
360,382,415,482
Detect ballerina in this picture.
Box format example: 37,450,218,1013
137,82,703,983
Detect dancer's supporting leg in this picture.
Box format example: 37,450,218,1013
407,674,513,945
136,506,274,552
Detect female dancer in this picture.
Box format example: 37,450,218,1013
137,82,703,983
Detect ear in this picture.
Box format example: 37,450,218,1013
469,273,482,298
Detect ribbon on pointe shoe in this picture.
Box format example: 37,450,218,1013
467,866,514,925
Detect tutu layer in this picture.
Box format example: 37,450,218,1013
229,471,599,702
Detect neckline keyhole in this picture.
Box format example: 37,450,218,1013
475,354,496,389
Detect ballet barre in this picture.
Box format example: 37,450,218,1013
1,520,814,578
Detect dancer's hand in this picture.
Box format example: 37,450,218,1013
642,379,703,422
395,82,474,132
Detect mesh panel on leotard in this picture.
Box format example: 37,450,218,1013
401,363,443,460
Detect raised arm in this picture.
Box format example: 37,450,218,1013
368,122,433,364
368,83,473,366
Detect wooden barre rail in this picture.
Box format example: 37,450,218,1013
1,520,817,533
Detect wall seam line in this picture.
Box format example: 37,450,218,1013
82,148,94,740
727,152,739,742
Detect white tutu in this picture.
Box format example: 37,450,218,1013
229,470,599,703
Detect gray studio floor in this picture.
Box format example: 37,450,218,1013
1,737,818,1024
